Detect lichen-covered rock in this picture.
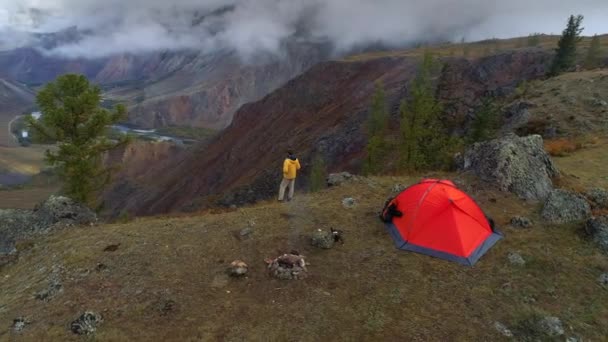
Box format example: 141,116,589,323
538,316,564,337
510,216,533,228
493,322,513,337
311,229,335,249
35,196,97,226
342,197,356,209
0,196,97,262
326,172,353,187
585,188,608,209
507,252,526,266
585,216,608,254
598,273,608,286
542,189,591,224
70,311,103,335
463,134,559,201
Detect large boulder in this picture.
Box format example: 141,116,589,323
585,216,608,254
542,189,592,224
326,172,354,187
463,134,559,201
0,196,96,262
585,188,608,210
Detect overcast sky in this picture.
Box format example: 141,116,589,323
0,0,607,58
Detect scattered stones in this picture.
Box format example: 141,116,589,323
510,216,533,228
266,253,307,280
228,260,248,277
342,197,356,209
463,134,559,201
494,321,513,338
538,316,564,337
70,311,103,335
35,270,63,302
311,229,335,249
598,273,608,286
542,189,591,224
507,252,526,266
592,98,608,107
12,317,29,332
584,216,608,254
326,172,353,187
585,187,608,209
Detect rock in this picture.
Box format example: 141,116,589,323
12,317,29,332
267,254,307,280
566,337,582,342
494,322,513,338
35,196,97,226
538,316,564,337
392,184,407,193
501,101,533,133
0,196,97,261
70,311,103,335
585,187,608,209
228,260,248,277
593,98,608,107
342,197,356,209
463,134,559,201
239,227,253,239
507,252,526,266
35,268,63,301
598,273,608,286
311,229,335,249
542,189,591,224
510,216,533,228
327,172,353,187
584,216,608,254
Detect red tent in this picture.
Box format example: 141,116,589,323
381,179,502,266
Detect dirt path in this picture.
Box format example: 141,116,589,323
0,114,21,147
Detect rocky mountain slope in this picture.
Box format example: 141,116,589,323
0,42,330,130
0,79,34,114
102,49,552,217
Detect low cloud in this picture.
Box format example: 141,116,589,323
0,0,606,59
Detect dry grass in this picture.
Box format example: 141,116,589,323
342,34,608,62
1,164,608,340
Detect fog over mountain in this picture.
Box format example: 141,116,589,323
1,0,607,59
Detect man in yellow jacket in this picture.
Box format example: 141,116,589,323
278,150,301,202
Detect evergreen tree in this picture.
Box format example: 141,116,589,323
467,98,499,145
399,52,452,171
549,15,584,76
27,74,129,204
309,153,327,192
364,82,389,174
584,35,602,69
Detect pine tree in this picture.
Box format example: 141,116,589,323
584,35,601,69
27,74,130,204
549,15,584,76
467,98,499,145
399,52,450,171
364,82,389,174
309,153,327,192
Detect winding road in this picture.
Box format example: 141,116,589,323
7,115,23,145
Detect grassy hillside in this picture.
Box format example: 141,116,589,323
344,34,608,62
1,141,608,340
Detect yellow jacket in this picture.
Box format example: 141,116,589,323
283,158,301,179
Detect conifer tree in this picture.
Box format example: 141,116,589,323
584,34,602,69
364,82,389,174
549,15,584,76
27,74,129,204
309,153,327,192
